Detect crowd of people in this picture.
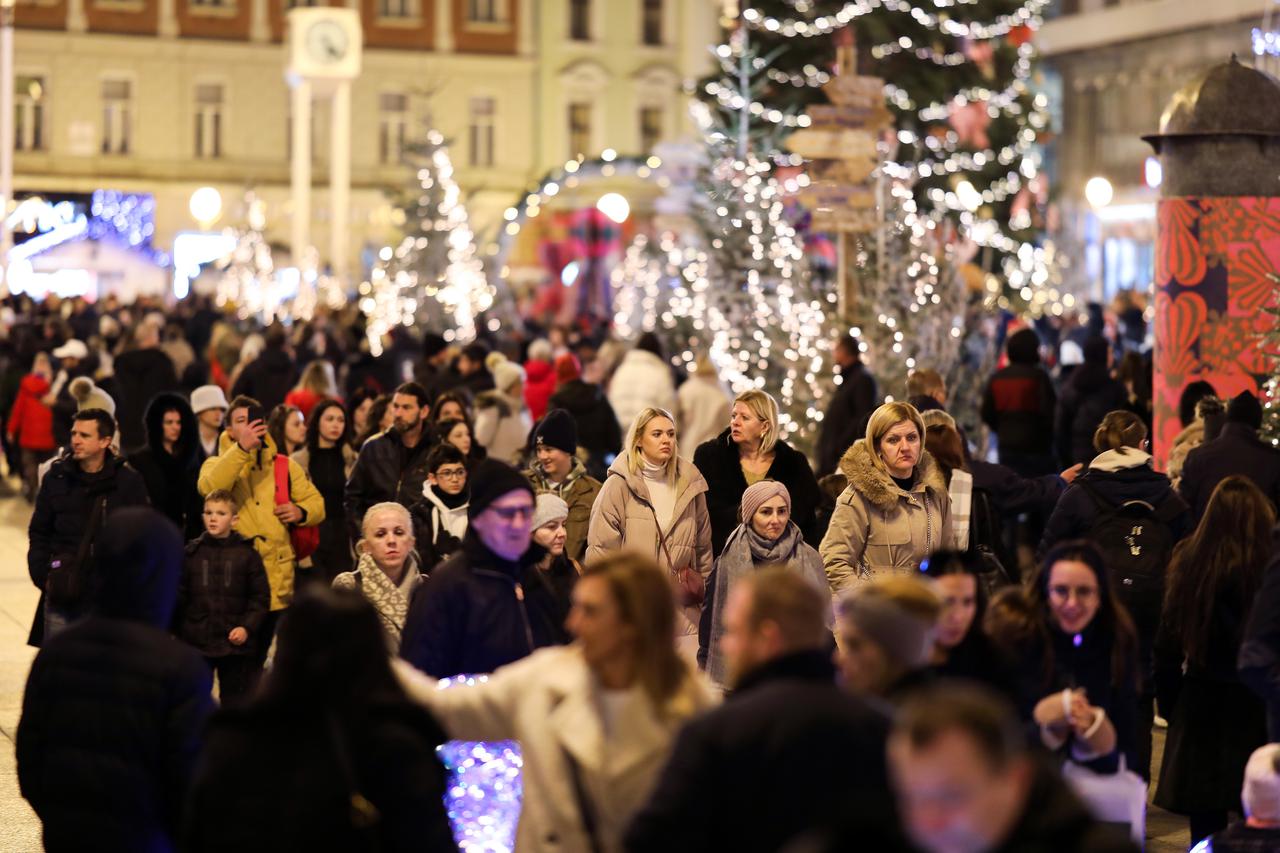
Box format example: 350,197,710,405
8,292,1280,852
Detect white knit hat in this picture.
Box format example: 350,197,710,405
68,376,116,416
190,385,229,415
492,358,526,394
531,494,569,532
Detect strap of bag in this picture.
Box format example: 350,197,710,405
562,745,605,853
75,496,107,569
272,454,290,506
650,505,678,570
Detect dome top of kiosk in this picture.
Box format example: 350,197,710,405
1147,55,1280,141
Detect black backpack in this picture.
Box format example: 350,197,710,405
969,486,1016,595
1078,481,1182,646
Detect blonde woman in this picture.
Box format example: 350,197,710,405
394,553,716,853
587,407,713,656
693,388,822,556
819,401,952,592
332,502,423,651
285,359,339,420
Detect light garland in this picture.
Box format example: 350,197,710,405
739,0,1046,41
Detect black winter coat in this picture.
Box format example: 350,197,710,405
175,532,271,657
16,618,214,853
816,361,878,478
970,459,1067,519
344,430,434,543
625,651,893,853
981,362,1057,459
694,429,822,557
183,703,458,853
1055,367,1129,467
547,378,623,478
27,452,149,646
1240,542,1280,739
399,534,559,678
230,347,298,414
129,392,204,540
1154,574,1266,814
1180,422,1280,521
113,347,180,453
1037,461,1191,562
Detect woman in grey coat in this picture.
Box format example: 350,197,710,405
699,479,829,689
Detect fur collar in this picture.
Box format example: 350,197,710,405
838,439,947,512
475,389,515,417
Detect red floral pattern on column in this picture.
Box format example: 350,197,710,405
1156,200,1206,286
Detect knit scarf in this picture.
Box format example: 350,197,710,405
349,550,419,651
705,522,829,688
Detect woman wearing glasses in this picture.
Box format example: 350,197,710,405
1016,540,1141,777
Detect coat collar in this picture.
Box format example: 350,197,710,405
543,648,676,777
607,451,709,520
730,649,838,696
838,439,947,512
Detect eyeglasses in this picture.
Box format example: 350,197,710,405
488,505,533,522
434,468,467,480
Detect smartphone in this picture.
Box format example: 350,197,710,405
245,404,265,426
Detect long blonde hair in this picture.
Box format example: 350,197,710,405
863,401,926,476
582,552,702,719
297,360,338,397
625,407,679,480
733,389,780,454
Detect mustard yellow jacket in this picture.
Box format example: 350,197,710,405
198,432,325,610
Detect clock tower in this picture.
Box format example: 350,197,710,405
285,7,362,283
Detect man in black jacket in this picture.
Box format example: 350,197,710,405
980,328,1057,477
817,335,879,478
344,381,434,543
229,324,298,414
626,569,894,853
113,320,180,453
400,459,561,678
1180,391,1280,521
17,508,215,853
27,408,149,646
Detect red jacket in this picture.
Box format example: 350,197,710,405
284,388,329,421
524,360,556,422
8,374,55,451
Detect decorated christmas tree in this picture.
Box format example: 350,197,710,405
702,1,1055,310
1260,270,1280,446
215,190,279,321
361,127,494,355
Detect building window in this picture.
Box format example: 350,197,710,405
379,93,408,165
468,97,495,167
639,106,662,153
568,102,591,158
377,0,413,18
101,79,131,156
15,76,45,152
467,0,502,23
191,0,229,7
569,0,589,40
642,0,661,45
194,83,224,159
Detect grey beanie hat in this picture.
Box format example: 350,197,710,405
531,493,569,532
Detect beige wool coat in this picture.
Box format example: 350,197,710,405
586,452,713,641
394,647,716,853
819,439,952,592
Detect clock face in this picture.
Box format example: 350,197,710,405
305,20,349,65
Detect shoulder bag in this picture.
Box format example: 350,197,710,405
274,454,320,561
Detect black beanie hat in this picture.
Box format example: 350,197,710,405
534,409,577,455
467,458,535,520
1227,390,1264,430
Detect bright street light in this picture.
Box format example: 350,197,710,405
189,187,223,226
596,193,630,224
1085,176,1114,209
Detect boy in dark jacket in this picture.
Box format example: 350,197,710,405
175,489,270,704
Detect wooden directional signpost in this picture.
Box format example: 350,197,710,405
786,41,894,319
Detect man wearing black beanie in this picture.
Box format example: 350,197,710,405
524,409,602,563
401,459,566,678
1180,390,1280,521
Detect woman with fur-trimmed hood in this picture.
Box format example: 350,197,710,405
820,401,952,593
128,391,204,540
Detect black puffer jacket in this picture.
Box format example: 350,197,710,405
184,702,458,853
1180,422,1280,521
27,451,150,646
343,430,434,543
816,361,878,478
113,346,180,453
129,392,204,540
230,347,298,414
175,532,271,657
399,534,558,678
1055,364,1129,467
694,428,821,556
16,509,215,853
547,378,623,479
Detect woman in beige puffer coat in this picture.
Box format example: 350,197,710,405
587,406,712,656
820,401,951,593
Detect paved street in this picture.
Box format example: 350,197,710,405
0,488,1193,852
